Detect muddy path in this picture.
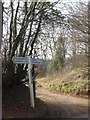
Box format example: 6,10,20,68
36,86,88,118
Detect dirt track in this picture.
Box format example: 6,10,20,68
36,86,88,118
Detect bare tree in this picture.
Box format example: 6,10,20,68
88,1,90,81
0,1,2,83
60,1,89,69
0,1,2,119
2,1,63,85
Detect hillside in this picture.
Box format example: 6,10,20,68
37,66,89,98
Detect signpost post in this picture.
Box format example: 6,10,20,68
12,56,45,108
27,57,35,108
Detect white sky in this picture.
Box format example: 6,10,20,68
3,0,88,14
3,0,88,4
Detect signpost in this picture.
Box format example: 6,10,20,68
12,56,45,108
12,57,45,65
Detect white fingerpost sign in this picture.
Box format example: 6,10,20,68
31,58,45,65
12,57,28,64
12,56,45,108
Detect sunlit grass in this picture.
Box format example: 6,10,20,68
37,67,89,97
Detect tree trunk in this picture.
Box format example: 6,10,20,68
0,3,2,118
0,1,2,73
88,1,90,81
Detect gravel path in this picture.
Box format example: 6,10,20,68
36,86,88,118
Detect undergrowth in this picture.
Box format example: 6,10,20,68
37,67,89,98
41,80,88,96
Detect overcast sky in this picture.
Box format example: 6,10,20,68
3,0,88,3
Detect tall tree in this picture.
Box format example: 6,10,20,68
2,1,63,85
53,35,66,71
0,1,2,84
88,1,90,81
68,2,88,55
0,1,2,119
61,1,89,68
